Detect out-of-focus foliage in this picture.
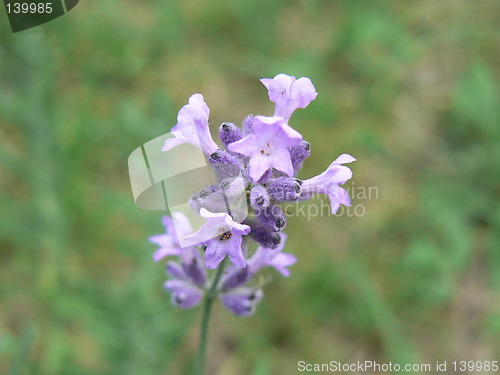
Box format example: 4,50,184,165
0,0,499,374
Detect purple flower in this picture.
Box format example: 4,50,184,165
260,74,318,122
163,246,207,308
220,233,296,290
164,279,204,309
219,288,263,316
227,116,302,182
247,236,297,277
162,94,219,156
143,74,356,319
289,140,311,174
149,212,194,262
301,154,356,214
184,208,251,269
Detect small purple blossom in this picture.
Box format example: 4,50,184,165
301,154,356,214
220,234,296,290
162,94,219,156
164,279,204,309
184,208,251,269
149,212,194,262
260,74,318,122
247,235,297,277
219,288,263,316
227,116,302,182
163,247,207,309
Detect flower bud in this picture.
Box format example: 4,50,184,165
265,177,302,202
219,122,243,147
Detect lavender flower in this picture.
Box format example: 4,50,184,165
146,73,355,320
162,94,219,156
150,214,295,316
184,208,251,269
164,247,206,308
260,74,318,122
220,234,296,290
227,116,302,182
301,154,356,214
149,212,194,262
219,288,263,316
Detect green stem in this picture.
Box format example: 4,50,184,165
197,259,226,375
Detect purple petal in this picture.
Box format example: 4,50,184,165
223,214,251,236
166,261,187,279
161,136,186,152
226,235,247,269
220,267,252,290
248,154,273,185
332,153,356,165
184,209,250,248
149,234,173,247
261,74,295,104
270,253,297,277
162,94,218,155
328,166,353,185
327,186,351,214
290,77,318,109
227,134,257,157
180,247,207,286
183,209,226,246
204,238,230,269
152,246,180,262
220,288,263,316
269,148,294,177
165,280,203,309
261,74,318,121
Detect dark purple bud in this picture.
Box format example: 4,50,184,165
275,217,286,229
220,267,252,290
209,149,245,180
256,205,286,232
219,288,263,316
250,185,270,209
219,122,243,147
166,261,187,279
182,256,206,286
265,177,302,202
164,280,204,309
289,141,311,174
243,115,254,135
256,168,273,184
246,219,281,249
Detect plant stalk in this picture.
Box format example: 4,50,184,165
197,259,226,375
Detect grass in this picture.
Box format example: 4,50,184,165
1,0,499,374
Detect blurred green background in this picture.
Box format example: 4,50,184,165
1,0,499,374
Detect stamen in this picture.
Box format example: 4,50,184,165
219,231,232,241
